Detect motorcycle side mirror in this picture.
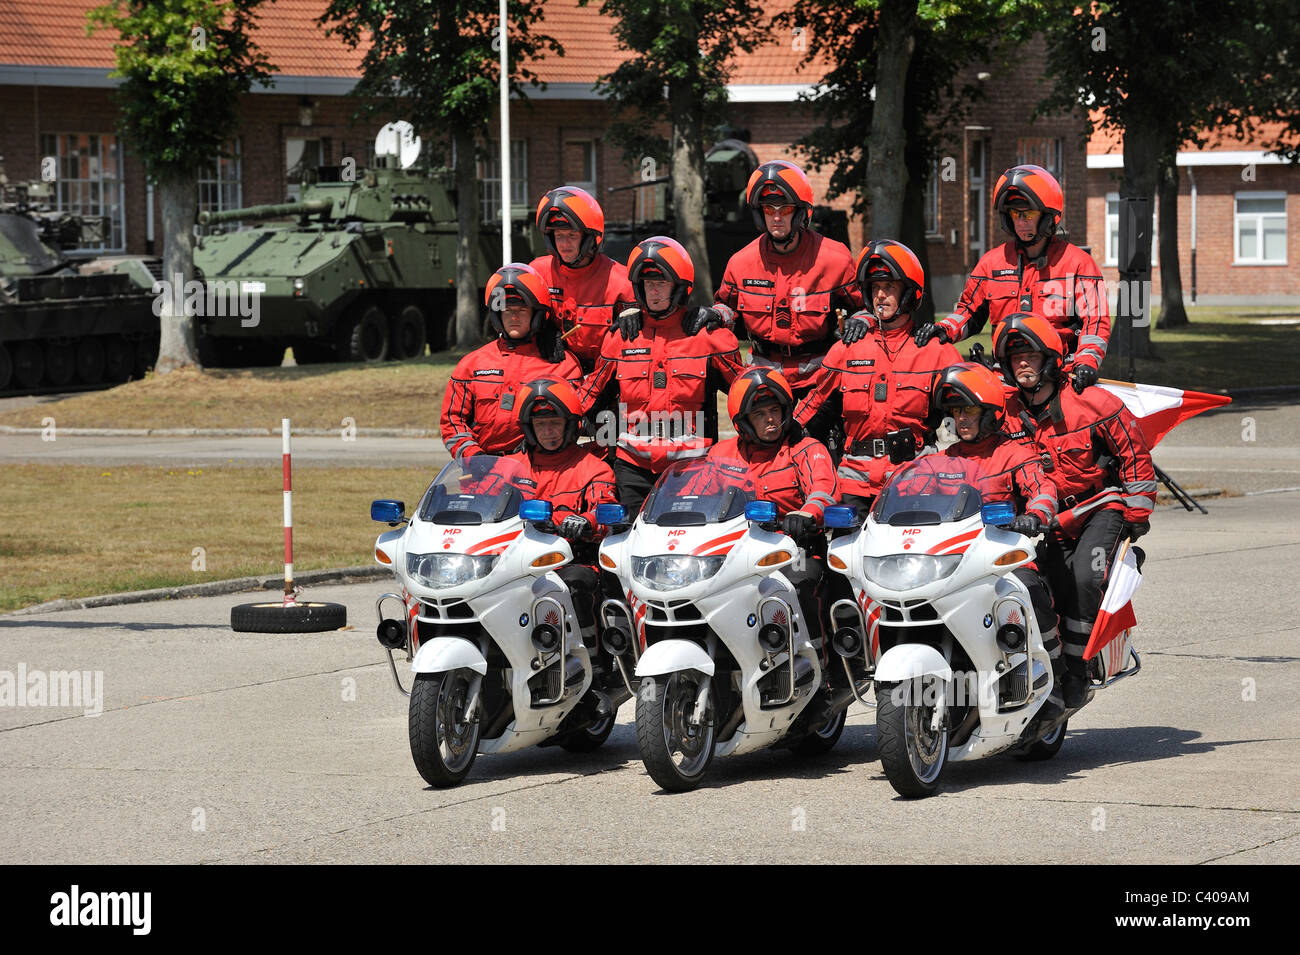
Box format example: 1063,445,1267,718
371,499,406,525
981,501,1016,526
823,505,859,529
745,500,778,523
519,499,553,523
595,503,627,526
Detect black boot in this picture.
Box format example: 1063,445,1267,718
1062,657,1092,710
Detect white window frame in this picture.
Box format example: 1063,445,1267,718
1104,192,1158,269
1234,191,1287,265
198,139,243,215
923,157,939,236
478,139,528,224
38,132,126,252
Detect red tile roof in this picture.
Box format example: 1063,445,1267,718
1088,109,1294,154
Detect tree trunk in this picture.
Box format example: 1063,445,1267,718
1155,148,1189,328
669,80,713,304
1119,122,1160,361
454,128,485,349
899,167,935,324
866,0,916,240
154,173,200,375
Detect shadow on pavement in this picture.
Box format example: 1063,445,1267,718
0,619,233,632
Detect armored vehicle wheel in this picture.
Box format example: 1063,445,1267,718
75,337,106,384
339,305,389,363
0,344,11,391
390,305,426,360
12,342,44,389
104,337,134,382
44,341,75,387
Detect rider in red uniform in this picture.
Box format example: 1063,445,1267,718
993,314,1155,708
795,240,961,514
441,263,582,463
530,186,635,371
917,165,1110,392
577,237,744,514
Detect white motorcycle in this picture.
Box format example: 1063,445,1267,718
370,458,630,788
823,459,1139,797
597,457,861,792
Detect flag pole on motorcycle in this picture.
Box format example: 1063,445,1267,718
230,418,348,633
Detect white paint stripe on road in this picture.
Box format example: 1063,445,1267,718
1245,486,1300,496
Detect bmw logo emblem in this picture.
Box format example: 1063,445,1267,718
747,614,757,628
519,613,529,628
983,613,993,628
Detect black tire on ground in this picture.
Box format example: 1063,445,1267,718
1014,718,1068,761
635,672,716,792
875,679,948,798
425,297,452,353
44,341,75,387
338,305,389,362
0,343,12,391
12,341,44,389
559,710,616,753
791,704,848,756
134,334,159,378
104,336,133,382
230,601,347,633
409,670,481,787
389,304,427,360
75,337,106,385
292,339,337,365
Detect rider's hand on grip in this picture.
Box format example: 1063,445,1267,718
614,307,643,341
782,511,818,541
1006,514,1043,537
558,514,593,541
1126,520,1150,541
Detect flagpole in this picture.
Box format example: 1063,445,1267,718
498,0,511,265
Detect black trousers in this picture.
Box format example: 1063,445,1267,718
613,459,658,517
1040,508,1127,662
556,564,599,634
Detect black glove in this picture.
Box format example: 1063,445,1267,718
558,514,593,541
782,512,818,540
682,304,734,336
1071,363,1099,393
465,454,498,478
535,323,566,364
840,310,872,345
914,323,950,347
614,307,643,342
1007,514,1043,537
1126,520,1150,541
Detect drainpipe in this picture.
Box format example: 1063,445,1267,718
1187,166,1197,305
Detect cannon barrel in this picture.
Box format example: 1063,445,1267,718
198,199,332,226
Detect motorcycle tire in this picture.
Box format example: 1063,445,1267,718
875,679,948,798
230,601,346,633
409,670,481,788
635,672,715,792
791,705,847,756
1014,718,1068,762
558,711,616,753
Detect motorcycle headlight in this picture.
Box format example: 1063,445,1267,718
631,555,725,592
406,552,498,589
864,553,962,590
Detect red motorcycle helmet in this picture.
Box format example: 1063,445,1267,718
727,367,794,445
484,262,551,339
992,164,1064,243
534,186,605,266
855,239,926,315
516,377,583,449
626,236,694,317
992,312,1066,386
935,362,1007,440
745,160,815,234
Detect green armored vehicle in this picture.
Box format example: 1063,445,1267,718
194,152,515,367
0,174,158,393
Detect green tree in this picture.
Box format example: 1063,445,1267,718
582,0,767,302
87,0,275,373
321,0,560,348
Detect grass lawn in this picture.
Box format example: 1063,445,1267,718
0,463,429,612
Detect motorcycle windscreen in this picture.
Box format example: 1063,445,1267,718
873,458,984,527
641,457,756,526
417,456,526,525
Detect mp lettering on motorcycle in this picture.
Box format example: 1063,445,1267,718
442,526,463,549
666,528,688,551
901,527,921,550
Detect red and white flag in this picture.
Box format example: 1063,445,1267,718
1098,379,1232,449
1083,543,1142,660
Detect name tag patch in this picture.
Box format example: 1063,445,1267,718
474,368,504,377
743,279,775,288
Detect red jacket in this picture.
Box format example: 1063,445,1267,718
715,230,861,390
576,309,744,473
529,252,635,366
499,443,618,530
441,338,583,461
1006,384,1155,536
936,238,1110,372
894,436,1058,525
794,319,961,499
706,434,839,522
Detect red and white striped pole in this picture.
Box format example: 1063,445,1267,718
282,417,295,607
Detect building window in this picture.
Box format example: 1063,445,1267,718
285,138,323,201
38,132,125,251
1104,193,1158,268
1235,192,1287,264
564,139,598,194
478,139,528,224
923,157,939,235
1017,137,1064,228
198,140,242,215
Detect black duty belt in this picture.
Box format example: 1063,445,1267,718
1060,487,1103,509
849,438,889,458
751,335,835,359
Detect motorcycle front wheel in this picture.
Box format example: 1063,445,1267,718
636,672,715,792
1015,718,1068,761
409,670,481,788
876,679,949,798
